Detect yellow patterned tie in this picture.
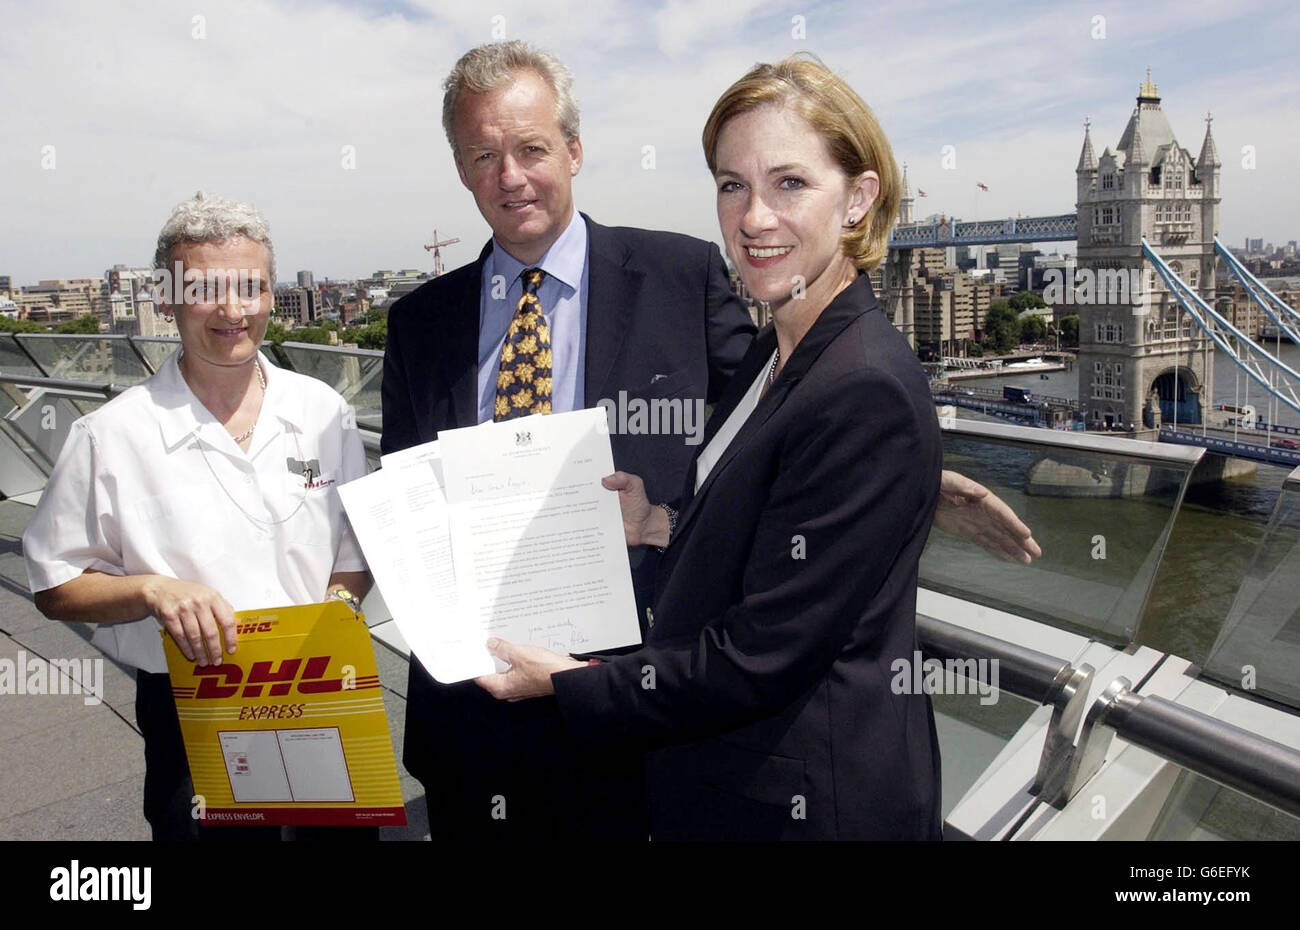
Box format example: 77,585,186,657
493,267,554,421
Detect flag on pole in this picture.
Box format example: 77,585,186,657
917,188,928,197
976,182,989,192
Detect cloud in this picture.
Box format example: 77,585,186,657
0,0,1295,282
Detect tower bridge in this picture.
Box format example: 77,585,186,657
886,72,1297,463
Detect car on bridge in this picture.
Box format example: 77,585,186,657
1270,437,1300,450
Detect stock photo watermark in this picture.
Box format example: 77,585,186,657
49,861,150,910
597,391,706,446
890,651,1001,705
148,263,265,308
0,651,103,706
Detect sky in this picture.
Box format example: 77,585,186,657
1,0,1297,284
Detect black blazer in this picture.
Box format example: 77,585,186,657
380,214,755,838
552,275,944,840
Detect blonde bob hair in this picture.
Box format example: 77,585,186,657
702,55,900,271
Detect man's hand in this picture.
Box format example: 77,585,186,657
601,471,669,548
934,470,1042,565
141,577,237,666
475,638,586,702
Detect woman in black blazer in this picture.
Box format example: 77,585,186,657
478,56,945,840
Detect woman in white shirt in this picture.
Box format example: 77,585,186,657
23,192,371,840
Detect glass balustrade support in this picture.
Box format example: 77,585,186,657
1033,664,1097,806
122,336,157,375
1064,676,1127,805
1100,690,1300,819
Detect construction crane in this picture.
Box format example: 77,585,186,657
424,229,461,277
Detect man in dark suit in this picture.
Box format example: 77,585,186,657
380,40,755,839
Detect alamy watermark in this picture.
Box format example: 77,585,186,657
0,650,103,705
890,650,1000,705
597,391,705,446
1034,263,1148,312
149,263,265,311
49,860,150,910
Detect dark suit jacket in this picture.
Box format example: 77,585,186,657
552,275,944,840
381,214,755,838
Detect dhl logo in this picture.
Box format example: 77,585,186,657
190,656,344,699
236,621,275,635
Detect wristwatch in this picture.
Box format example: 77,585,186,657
329,588,357,608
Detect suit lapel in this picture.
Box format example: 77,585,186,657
583,215,642,405
672,334,789,544
675,324,774,503
701,324,776,451
670,274,878,546
443,241,493,430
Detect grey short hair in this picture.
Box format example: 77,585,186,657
153,191,276,287
441,40,580,157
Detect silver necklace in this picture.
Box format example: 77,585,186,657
232,361,267,444
194,428,311,529
180,351,310,528
177,351,265,444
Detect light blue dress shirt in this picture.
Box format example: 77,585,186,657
476,211,589,424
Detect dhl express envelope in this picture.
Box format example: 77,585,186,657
162,601,407,827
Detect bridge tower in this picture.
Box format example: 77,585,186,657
885,163,917,348
1075,73,1220,429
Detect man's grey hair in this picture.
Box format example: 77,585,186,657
153,191,276,287
441,40,580,157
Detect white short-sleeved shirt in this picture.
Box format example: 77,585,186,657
22,349,369,674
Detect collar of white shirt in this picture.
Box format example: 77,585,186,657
153,349,289,458
489,208,586,294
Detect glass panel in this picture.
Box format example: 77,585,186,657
13,335,150,385
0,335,43,376
0,421,51,494
1138,459,1287,667
1147,768,1300,840
932,688,1038,820
1201,472,1300,710
277,343,383,431
5,392,103,466
62,396,109,419
923,427,1195,643
130,337,181,373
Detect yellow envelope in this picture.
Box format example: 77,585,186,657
162,601,406,828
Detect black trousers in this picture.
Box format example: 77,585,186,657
135,669,378,842
403,660,648,841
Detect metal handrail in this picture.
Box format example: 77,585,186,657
917,614,1300,819
1100,688,1300,818
280,341,384,358
359,428,382,454
918,614,1072,705
0,372,124,396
